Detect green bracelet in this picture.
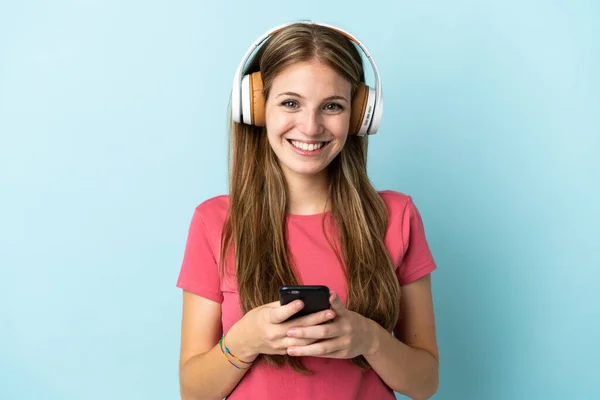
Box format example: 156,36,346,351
219,335,253,370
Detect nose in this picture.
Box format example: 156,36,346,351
296,108,324,136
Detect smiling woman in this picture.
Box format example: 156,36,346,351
176,21,439,400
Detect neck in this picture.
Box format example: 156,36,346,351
284,169,330,216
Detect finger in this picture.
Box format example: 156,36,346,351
267,337,319,355
313,349,349,359
269,299,304,324
262,300,281,308
285,309,335,328
283,337,319,347
329,291,346,314
287,322,340,340
287,337,346,357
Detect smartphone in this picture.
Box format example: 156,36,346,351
279,285,330,321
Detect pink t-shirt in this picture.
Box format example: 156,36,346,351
177,190,437,399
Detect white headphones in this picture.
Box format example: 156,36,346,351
231,21,383,136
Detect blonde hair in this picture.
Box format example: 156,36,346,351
221,22,400,373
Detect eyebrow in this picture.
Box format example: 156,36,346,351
275,91,349,103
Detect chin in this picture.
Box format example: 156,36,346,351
286,164,328,177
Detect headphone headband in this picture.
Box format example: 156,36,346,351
231,21,383,136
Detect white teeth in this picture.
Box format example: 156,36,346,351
291,140,326,151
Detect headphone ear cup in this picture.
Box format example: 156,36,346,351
350,84,369,134
241,71,266,126
250,72,266,126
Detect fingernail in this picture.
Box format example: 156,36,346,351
287,329,295,337
326,312,334,319
288,348,296,355
295,301,303,308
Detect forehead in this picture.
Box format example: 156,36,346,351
270,60,351,96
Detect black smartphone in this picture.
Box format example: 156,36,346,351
279,285,330,321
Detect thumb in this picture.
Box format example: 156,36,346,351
329,291,346,314
269,299,304,324
262,300,281,308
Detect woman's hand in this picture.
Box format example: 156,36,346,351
225,299,337,362
285,291,378,359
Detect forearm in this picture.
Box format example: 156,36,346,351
364,321,439,400
180,331,256,400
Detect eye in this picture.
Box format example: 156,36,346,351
280,100,298,109
324,103,344,112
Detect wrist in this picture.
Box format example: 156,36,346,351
224,324,259,362
365,319,385,358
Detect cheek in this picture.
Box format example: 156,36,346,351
330,118,350,142
266,110,293,137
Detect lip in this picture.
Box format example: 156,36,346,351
286,139,331,144
286,139,331,156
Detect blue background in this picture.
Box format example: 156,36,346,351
1,1,598,399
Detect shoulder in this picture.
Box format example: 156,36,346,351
377,190,426,248
195,194,229,215
377,189,414,215
192,194,230,232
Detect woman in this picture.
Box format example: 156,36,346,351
177,21,439,400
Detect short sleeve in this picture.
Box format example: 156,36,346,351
176,207,224,303
397,197,437,285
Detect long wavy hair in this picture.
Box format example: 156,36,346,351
220,23,401,373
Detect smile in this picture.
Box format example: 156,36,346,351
287,139,331,152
